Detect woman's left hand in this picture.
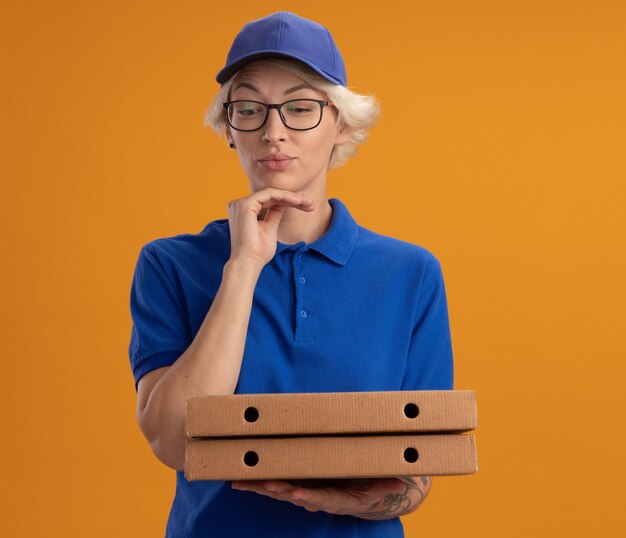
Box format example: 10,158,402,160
231,477,417,520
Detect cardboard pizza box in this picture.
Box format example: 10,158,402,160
186,390,477,438
185,433,478,481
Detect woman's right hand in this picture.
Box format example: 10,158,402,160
227,188,314,268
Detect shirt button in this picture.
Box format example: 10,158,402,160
299,276,306,284
300,310,308,318
296,252,302,258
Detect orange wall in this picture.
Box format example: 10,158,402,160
2,1,625,536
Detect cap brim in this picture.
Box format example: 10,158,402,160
216,51,343,85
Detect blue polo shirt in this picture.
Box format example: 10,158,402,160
128,197,454,538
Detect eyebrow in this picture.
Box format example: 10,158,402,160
232,82,317,96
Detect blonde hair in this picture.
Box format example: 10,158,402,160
203,58,381,170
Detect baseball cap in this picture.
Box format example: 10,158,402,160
216,11,347,86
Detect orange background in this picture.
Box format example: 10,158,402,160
2,1,625,536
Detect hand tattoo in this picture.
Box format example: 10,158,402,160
355,476,430,521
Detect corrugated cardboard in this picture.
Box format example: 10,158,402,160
185,434,478,481
186,390,477,438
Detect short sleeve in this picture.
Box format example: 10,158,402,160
128,245,191,393
401,256,454,391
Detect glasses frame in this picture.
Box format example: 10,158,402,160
222,99,335,132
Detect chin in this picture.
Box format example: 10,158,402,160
255,173,299,188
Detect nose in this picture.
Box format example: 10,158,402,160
262,107,287,143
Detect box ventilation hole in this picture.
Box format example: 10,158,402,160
243,451,259,467
244,407,259,422
404,447,419,463
404,403,420,418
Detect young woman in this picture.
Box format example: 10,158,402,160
129,11,454,537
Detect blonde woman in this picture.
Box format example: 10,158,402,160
129,11,453,538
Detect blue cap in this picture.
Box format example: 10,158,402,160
216,11,347,86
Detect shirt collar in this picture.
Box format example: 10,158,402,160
275,197,359,266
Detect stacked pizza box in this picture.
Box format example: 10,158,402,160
184,390,478,481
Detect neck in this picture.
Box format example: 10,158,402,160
276,196,333,245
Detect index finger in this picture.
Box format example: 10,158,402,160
250,188,313,208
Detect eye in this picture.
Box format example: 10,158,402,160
283,100,316,114
233,102,263,117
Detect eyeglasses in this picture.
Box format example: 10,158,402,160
222,99,335,132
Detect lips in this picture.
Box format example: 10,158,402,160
258,152,295,161
258,158,295,170
258,153,295,170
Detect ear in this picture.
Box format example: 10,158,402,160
225,127,234,145
334,124,352,146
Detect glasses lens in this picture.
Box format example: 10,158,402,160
281,100,322,130
227,101,266,131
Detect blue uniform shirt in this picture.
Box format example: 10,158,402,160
128,197,454,537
